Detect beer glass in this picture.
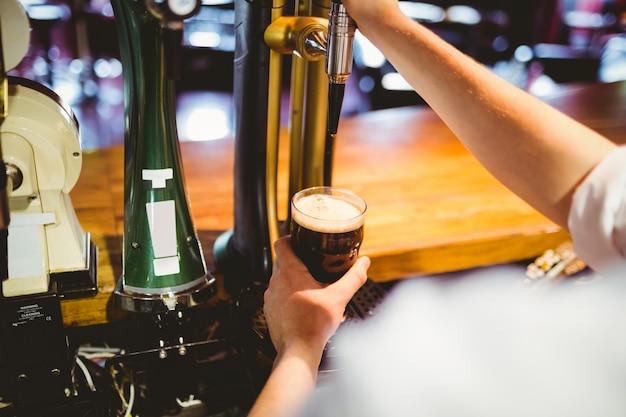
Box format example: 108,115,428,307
290,186,366,283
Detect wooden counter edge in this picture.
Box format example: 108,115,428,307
61,228,570,327
366,228,571,282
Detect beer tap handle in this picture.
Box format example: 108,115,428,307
325,0,356,88
325,0,356,185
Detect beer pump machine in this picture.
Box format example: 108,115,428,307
0,0,98,409
111,0,217,313
214,0,357,292
105,0,227,412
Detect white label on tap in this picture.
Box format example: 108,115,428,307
146,200,180,276
142,169,173,189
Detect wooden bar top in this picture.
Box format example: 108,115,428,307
64,81,626,327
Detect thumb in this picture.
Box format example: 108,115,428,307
332,256,370,300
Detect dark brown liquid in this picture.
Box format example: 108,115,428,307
290,220,364,283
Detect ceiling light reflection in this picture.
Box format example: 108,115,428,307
398,2,445,23
180,108,231,141
188,31,222,48
355,32,386,68
381,72,412,91
446,5,481,25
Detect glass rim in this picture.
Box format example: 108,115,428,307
291,186,367,224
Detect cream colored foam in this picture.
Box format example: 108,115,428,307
292,193,365,233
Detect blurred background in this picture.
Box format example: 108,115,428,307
9,0,626,150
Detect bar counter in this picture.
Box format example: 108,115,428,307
64,80,626,326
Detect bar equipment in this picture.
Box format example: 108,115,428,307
0,0,98,410
325,0,356,184
206,0,362,367
112,0,215,313
1,78,98,299
214,0,356,293
106,0,225,413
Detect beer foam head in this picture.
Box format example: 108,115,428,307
292,192,365,233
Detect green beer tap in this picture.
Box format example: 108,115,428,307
112,0,215,313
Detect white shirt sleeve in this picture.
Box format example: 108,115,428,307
568,145,626,278
293,273,626,417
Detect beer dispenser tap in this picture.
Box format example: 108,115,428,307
214,0,358,294
112,0,214,314
106,0,224,412
325,0,355,185
211,0,359,363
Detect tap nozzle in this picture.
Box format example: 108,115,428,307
325,0,356,86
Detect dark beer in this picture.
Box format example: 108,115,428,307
290,187,366,283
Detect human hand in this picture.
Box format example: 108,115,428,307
264,236,370,359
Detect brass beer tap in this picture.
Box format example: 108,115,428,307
215,0,356,292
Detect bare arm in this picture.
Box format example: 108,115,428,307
247,347,320,417
343,0,616,227
247,237,369,417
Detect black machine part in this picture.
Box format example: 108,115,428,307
0,282,73,407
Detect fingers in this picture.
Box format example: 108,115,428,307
273,234,370,295
265,237,372,352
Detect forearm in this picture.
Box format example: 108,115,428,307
351,8,616,227
248,243,368,416
247,345,322,417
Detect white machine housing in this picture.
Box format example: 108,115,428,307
1,78,92,297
